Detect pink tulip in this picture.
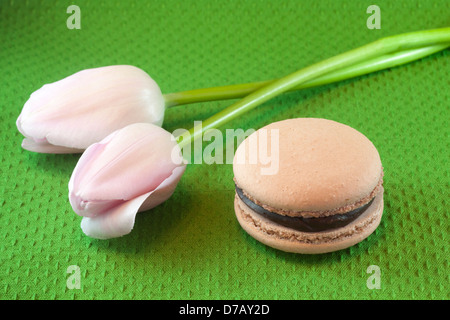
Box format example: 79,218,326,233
17,65,165,153
68,123,186,239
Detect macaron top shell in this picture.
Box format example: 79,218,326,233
233,118,382,215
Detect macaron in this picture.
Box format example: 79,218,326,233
233,118,384,254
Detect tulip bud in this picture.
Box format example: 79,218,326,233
68,123,186,239
17,65,165,153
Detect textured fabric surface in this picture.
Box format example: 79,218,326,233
0,0,448,300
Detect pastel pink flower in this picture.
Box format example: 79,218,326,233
68,123,186,239
17,65,165,153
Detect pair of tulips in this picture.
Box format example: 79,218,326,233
17,65,187,239
17,27,450,240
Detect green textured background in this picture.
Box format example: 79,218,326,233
1,0,449,300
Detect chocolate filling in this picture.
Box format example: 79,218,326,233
235,185,374,232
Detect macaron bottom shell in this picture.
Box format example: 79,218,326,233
234,189,384,254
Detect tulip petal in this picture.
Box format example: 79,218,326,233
80,192,150,240
80,165,186,239
21,137,84,154
68,131,119,217
68,123,186,239
17,65,165,153
139,165,186,212
69,123,183,203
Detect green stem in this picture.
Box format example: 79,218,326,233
164,43,449,108
175,27,450,148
